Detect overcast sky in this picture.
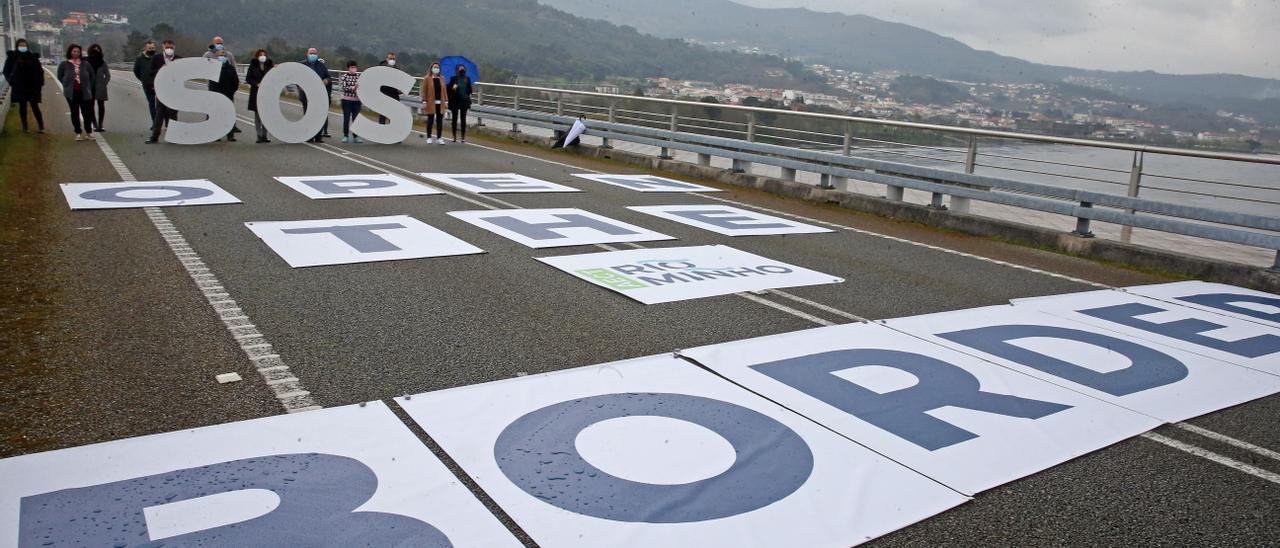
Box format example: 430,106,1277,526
734,0,1279,79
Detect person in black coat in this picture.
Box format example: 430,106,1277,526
377,52,400,125
147,40,180,143
2,38,45,133
447,64,473,143
85,43,110,131
132,40,158,122
210,50,241,142
246,48,274,143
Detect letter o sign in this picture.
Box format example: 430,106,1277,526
493,392,814,523
257,62,330,143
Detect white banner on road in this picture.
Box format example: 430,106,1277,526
419,173,581,194
885,305,1280,423
61,179,241,210
1125,281,1280,330
574,174,722,193
246,215,484,268
1011,289,1280,376
681,322,1160,496
274,174,443,200
538,245,843,304
0,402,520,547
396,355,967,548
449,208,675,248
629,204,833,236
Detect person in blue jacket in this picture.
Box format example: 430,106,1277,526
301,47,330,143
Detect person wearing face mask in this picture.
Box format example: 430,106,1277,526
246,49,275,143
420,62,447,144
201,36,237,66
338,61,364,144
57,44,96,141
3,38,46,133
85,44,110,132
447,64,473,143
209,50,241,141
377,52,401,125
300,47,330,143
132,40,158,122
146,40,181,144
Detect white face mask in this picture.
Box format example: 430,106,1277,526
431,67,440,75
164,47,174,56
258,55,267,63
387,59,396,66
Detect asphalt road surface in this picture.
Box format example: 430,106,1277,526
1,70,1277,546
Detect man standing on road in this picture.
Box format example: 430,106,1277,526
132,40,158,122
377,52,401,125
202,37,241,135
146,40,180,144
300,48,330,143
211,50,241,142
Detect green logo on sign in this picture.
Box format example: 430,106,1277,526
577,268,647,291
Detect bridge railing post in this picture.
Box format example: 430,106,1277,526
511,91,521,134
475,86,484,127
660,106,676,160
733,111,756,173
951,136,978,214
1120,151,1144,242
601,99,615,149
1072,201,1095,238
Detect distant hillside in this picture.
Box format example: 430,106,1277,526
539,0,1280,107
37,0,822,88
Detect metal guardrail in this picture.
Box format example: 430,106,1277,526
463,87,1280,270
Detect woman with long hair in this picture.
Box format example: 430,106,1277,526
85,43,110,131
56,43,95,140
246,48,275,143
420,62,448,144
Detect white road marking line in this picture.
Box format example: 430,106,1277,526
736,293,836,326
766,289,871,322
1174,422,1280,463
1141,432,1280,485
69,70,320,413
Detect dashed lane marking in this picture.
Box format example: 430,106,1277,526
69,68,320,413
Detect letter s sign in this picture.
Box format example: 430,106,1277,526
153,58,238,145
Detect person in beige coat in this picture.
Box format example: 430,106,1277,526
420,62,448,144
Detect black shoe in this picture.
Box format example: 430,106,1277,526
145,137,158,144
227,135,237,142
232,126,242,134
97,127,105,132
256,138,269,143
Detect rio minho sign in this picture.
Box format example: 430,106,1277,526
155,59,417,144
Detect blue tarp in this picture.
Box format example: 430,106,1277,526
438,56,479,82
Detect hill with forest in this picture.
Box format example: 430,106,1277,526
540,0,1280,110
39,0,825,88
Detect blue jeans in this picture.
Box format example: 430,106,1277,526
341,99,361,137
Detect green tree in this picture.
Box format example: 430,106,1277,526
122,29,149,60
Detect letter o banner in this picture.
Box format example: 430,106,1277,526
257,62,330,143
493,392,814,523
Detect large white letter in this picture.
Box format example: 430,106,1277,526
352,66,415,144
153,58,236,145
257,62,329,144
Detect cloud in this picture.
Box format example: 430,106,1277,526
732,0,1280,78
